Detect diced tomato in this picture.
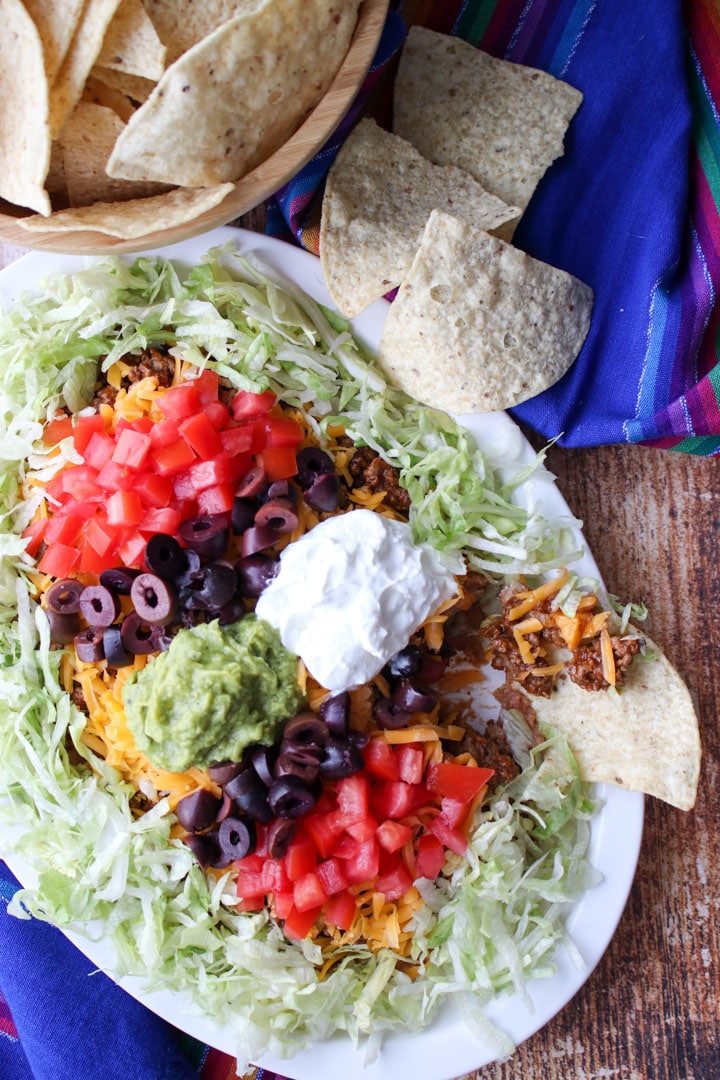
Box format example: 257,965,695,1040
81,431,115,471
331,835,359,860
43,414,74,445
37,542,80,577
78,539,118,575
130,417,154,435
272,890,295,919
415,833,446,881
112,427,152,471
316,857,349,897
61,465,103,502
179,412,223,459
263,415,304,448
427,816,468,856
63,500,98,520
283,903,322,940
151,440,197,476
324,890,357,931
194,368,220,404
172,471,196,501
156,382,201,421
234,854,265,873
196,483,235,515
149,418,180,448
116,529,147,568
260,858,291,895
219,426,253,457
188,453,235,492
396,744,424,785
203,401,231,429
438,797,468,830
95,459,135,492
375,860,414,901
303,812,345,859
363,738,400,781
376,820,412,854
336,774,369,824
285,836,317,882
343,839,380,885
426,762,495,804
73,414,106,454
372,780,418,821
132,472,173,508
237,895,265,912
44,513,84,547
138,507,182,535
230,389,276,421
85,515,120,557
259,444,298,481
345,816,379,843
107,490,144,527
293,871,327,913
22,519,47,557
235,868,266,900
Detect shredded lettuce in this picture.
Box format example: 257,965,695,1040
0,245,598,1065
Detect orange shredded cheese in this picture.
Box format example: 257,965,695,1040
600,627,616,686
512,617,543,665
507,569,569,620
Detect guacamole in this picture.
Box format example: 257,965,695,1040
122,616,305,772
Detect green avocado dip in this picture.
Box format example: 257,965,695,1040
122,616,305,772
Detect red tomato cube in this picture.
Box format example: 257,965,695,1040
293,871,327,913
316,858,349,896
112,428,153,471
231,389,276,421
415,834,446,881
426,762,495,804
324,890,356,931
375,860,414,901
156,382,201,421
37,542,80,577
363,738,400,781
179,412,223,459
376,820,412,854
396,745,424,785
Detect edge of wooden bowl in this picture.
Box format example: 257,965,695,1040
0,0,391,255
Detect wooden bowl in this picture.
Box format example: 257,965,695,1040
0,0,390,255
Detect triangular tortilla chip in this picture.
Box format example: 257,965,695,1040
394,26,583,212
49,0,124,139
17,183,234,239
320,119,521,317
529,631,701,811
96,0,166,80
106,0,360,187
378,210,593,415
0,0,51,215
143,0,265,64
23,0,86,82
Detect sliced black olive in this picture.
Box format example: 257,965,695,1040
391,679,439,714
304,472,340,512
130,573,177,625
120,611,159,655
46,578,84,614
216,816,257,865
47,610,81,645
241,524,281,558
249,744,276,787
207,760,245,787
99,567,142,596
231,496,256,535
296,446,334,489
74,626,105,663
175,788,222,833
180,562,237,611
235,466,268,499
103,625,133,668
215,791,234,823
274,747,320,785
266,817,297,860
224,768,272,823
254,498,298,534
386,645,422,679
282,711,329,750
217,595,246,626
175,549,203,587
318,737,365,780
178,514,230,560
267,775,318,819
235,554,279,598
79,584,120,628
144,533,188,581
265,480,297,504
348,728,370,749
373,698,412,730
319,692,350,736
183,831,221,870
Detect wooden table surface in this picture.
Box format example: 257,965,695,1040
1,230,717,1080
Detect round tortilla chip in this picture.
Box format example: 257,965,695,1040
320,118,521,318
378,209,593,415
529,631,701,811
106,0,360,188
0,0,51,215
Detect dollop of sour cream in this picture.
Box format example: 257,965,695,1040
255,508,464,692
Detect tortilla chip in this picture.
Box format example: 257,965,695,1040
59,102,171,206
49,0,124,139
393,26,583,212
143,0,266,64
0,0,51,215
96,0,166,80
17,183,234,239
529,631,701,811
320,119,522,318
82,74,137,123
23,0,86,82
106,0,360,187
90,66,156,103
378,210,593,415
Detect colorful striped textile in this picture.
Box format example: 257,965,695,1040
270,0,720,454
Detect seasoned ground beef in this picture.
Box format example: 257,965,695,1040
567,635,642,691
70,685,88,715
91,345,176,409
347,446,411,514
482,618,556,696
454,719,520,784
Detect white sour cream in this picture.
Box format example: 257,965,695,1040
255,508,464,692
